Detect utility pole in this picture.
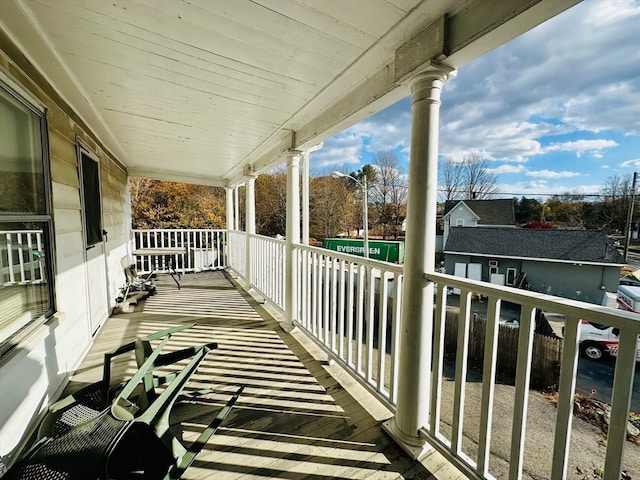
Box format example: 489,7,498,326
623,171,638,261
332,171,369,257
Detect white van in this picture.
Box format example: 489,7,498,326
578,320,640,361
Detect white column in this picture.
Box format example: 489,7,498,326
234,186,240,230
383,65,455,457
245,176,256,288
225,187,234,231
301,150,310,245
284,151,301,331
225,186,234,271
301,143,322,245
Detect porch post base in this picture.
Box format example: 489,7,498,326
280,321,296,333
382,418,432,460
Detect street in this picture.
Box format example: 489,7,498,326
446,294,640,411
575,355,640,411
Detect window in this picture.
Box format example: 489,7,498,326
506,267,517,286
0,82,55,355
456,219,465,227
79,149,103,246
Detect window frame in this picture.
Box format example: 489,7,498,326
0,80,56,358
77,142,104,248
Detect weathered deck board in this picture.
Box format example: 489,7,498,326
61,271,463,479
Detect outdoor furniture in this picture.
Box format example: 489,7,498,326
5,324,243,480
133,247,188,289
115,255,156,311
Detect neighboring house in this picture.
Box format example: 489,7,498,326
440,199,516,252
444,227,626,305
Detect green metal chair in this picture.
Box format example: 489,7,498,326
5,324,243,480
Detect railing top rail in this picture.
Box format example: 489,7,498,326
0,230,44,235
297,243,404,273
426,271,640,332
247,232,285,245
133,228,226,232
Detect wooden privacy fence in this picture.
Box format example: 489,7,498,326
444,308,563,389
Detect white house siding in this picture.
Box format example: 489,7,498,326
443,205,478,248
0,47,130,467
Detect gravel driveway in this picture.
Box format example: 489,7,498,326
438,360,640,479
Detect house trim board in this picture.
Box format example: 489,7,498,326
443,251,626,268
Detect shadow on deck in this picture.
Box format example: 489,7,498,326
64,270,462,480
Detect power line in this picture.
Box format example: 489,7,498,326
438,189,605,199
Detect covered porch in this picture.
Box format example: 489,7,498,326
2,1,638,479
70,270,456,479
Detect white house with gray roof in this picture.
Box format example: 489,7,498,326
444,227,626,304
440,199,516,251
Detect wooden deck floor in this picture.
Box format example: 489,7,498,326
64,271,465,480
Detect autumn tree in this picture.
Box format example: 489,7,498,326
129,178,225,228
253,169,287,236
543,194,587,228
309,175,355,240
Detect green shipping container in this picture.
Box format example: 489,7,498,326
321,238,405,263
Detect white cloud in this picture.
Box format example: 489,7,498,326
583,0,640,26
543,139,618,157
621,158,640,168
347,101,412,154
526,170,581,179
311,133,363,168
438,0,640,160
318,0,640,196
486,164,526,174
500,180,601,197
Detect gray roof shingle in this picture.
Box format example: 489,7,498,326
445,227,625,264
443,199,515,226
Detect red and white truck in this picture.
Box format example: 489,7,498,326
616,284,640,313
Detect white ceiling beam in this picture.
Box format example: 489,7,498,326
128,168,226,187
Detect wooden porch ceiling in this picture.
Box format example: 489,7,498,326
66,271,462,479
0,0,580,187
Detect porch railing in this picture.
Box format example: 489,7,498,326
250,234,285,310
213,230,640,479
227,231,246,279
295,244,404,407
0,230,46,285
132,229,226,274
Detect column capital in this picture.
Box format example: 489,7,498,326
407,63,457,90
285,149,303,164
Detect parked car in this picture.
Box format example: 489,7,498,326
578,320,640,361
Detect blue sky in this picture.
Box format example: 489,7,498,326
310,0,640,199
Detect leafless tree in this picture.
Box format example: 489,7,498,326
463,155,500,199
598,173,634,233
370,151,407,239
439,157,464,201
439,155,500,200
